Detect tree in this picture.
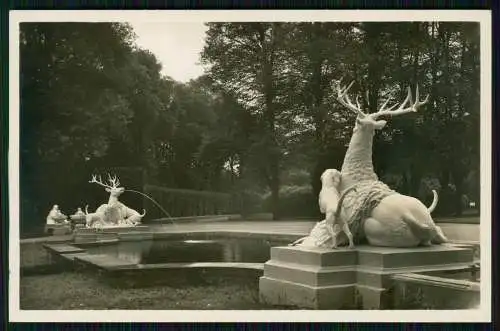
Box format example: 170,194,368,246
201,23,293,219
20,22,137,232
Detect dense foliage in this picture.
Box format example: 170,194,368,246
19,22,480,233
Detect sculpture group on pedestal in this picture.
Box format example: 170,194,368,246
46,205,69,225
45,204,72,235
292,79,448,249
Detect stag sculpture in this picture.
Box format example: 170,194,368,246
330,79,448,247
85,174,146,228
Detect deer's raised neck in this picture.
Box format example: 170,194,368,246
335,79,429,188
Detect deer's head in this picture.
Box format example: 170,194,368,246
89,174,125,198
335,79,429,133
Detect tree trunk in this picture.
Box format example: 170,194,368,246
453,177,465,216
229,156,236,185
409,163,423,198
259,23,281,220
449,29,469,217
270,174,280,220
439,169,452,216
311,157,323,201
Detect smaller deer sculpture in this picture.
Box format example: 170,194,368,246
87,174,146,227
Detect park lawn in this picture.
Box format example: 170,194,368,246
20,271,283,310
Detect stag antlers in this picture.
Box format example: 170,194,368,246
336,79,365,117
89,174,121,189
335,78,429,119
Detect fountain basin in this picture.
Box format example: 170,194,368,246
38,221,480,310
43,233,290,287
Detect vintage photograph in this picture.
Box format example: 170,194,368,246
9,10,491,322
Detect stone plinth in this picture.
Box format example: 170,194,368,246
44,224,72,236
259,244,474,309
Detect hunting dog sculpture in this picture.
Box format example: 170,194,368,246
319,168,356,248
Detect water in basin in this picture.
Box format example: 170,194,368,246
82,238,290,264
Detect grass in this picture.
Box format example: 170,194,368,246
19,271,288,310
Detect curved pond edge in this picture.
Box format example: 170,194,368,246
43,239,267,288
43,230,289,279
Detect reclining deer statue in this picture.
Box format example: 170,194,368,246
330,78,448,247
85,174,146,228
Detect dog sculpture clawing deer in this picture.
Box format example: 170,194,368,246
319,168,357,248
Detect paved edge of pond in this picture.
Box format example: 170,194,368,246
20,219,480,245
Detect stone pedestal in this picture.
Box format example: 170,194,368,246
73,224,85,231
44,223,72,236
259,244,474,309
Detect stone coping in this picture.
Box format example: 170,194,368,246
74,254,137,270
355,244,468,254
146,214,242,223
21,218,479,243
26,226,480,248
135,262,264,271
20,235,74,244
265,259,476,275
73,239,121,247
151,230,300,241
448,240,480,245
72,252,264,273
392,272,480,291
71,229,301,245
43,243,85,254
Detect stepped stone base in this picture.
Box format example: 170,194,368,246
259,244,474,309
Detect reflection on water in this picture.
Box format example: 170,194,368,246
84,241,153,264
83,238,289,264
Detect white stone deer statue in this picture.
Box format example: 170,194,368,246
85,174,146,228
330,78,448,247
